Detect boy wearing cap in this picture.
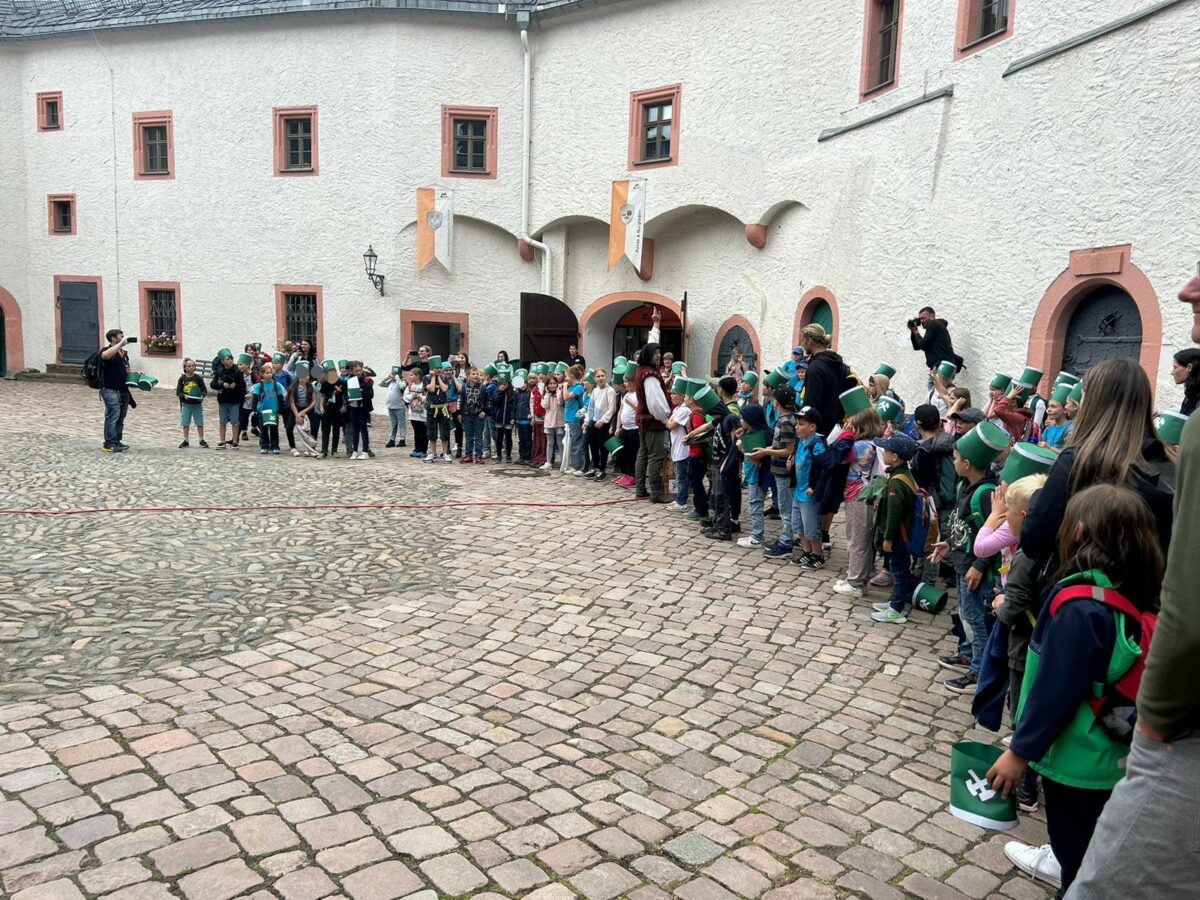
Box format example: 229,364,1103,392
790,405,827,568
870,433,919,623
949,406,984,437
212,353,246,449
758,387,799,558
930,422,1007,692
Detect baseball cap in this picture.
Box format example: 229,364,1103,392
874,433,919,461
795,405,822,429
950,407,985,424
914,403,941,429
773,386,796,408
792,346,805,355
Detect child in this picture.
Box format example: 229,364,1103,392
459,368,487,464
531,372,547,466
564,366,587,474
684,394,710,523
759,387,799,558
704,377,743,541
405,372,428,459
425,364,454,462
584,369,616,479
288,364,319,457
382,367,408,448
736,403,773,549
176,358,209,448
541,377,564,471
911,402,958,585
988,484,1164,898
831,408,886,598
790,405,827,568
252,363,286,454
239,356,257,442
490,377,515,463
930,422,1007,691
615,369,639,486
515,377,534,466
344,361,375,460
318,364,346,458
869,434,919,623
211,352,245,449
668,385,691,510
1040,392,1072,451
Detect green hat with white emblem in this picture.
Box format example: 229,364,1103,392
950,741,1018,831
956,420,1010,470
876,396,902,423
1154,410,1189,446
321,359,336,372
238,353,253,365
272,352,286,365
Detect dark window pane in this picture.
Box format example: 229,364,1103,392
285,293,318,347
54,201,72,230
46,100,59,128
661,123,672,141
143,125,168,173
660,137,670,158
148,290,177,337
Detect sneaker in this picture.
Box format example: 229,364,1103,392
872,601,894,611
671,503,688,512
230,443,239,450
540,462,552,471
385,440,396,448
869,571,894,587
832,580,863,598
1017,790,1039,813
179,440,189,448
763,543,791,558
398,441,407,447
822,542,833,554
410,451,424,458
216,442,226,449
199,440,209,448
461,457,474,464
367,450,376,458
765,507,781,520
260,449,268,455
938,654,971,671
111,444,126,453
455,448,463,458
872,607,907,624
272,449,280,455
582,468,596,477
291,448,301,457
424,454,437,463
332,450,340,458
506,455,513,463
943,673,979,694
1004,842,1061,890
442,453,453,463
686,511,705,521
474,459,484,465
805,555,826,570
792,552,814,566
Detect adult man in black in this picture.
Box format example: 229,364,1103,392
99,329,133,452
909,306,961,375
567,343,585,369
798,323,849,441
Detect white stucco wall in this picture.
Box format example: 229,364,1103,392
2,0,1198,410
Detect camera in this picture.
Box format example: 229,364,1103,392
125,336,138,343
906,318,920,330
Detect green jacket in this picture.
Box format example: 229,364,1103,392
874,463,915,551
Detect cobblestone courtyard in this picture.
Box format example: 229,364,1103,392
0,382,1051,900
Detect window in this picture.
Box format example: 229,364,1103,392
47,194,76,235
628,85,681,170
860,0,903,99
274,284,323,354
955,0,1015,58
138,282,182,356
132,111,175,180
440,106,498,180
38,92,63,131
273,106,319,177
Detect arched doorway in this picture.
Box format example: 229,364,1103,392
579,291,685,369
794,286,840,350
520,293,579,367
0,286,25,375
710,316,761,378
1062,285,1143,376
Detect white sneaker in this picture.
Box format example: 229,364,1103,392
424,455,437,463
872,601,893,612
540,462,552,471
737,536,763,548
670,503,688,512
871,607,907,623
572,469,584,476
1004,842,1062,890
442,453,452,463
833,580,863,598
291,448,301,457
259,449,268,455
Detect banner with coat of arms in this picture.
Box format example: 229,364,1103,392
608,178,647,271
417,187,454,272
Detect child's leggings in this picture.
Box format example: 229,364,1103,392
320,411,341,454
532,421,546,464
545,427,564,467
412,420,428,455
689,455,709,517
619,428,638,477
586,424,609,472
347,406,370,454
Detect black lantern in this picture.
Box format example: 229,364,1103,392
363,244,385,296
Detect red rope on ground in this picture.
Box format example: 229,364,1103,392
0,497,644,517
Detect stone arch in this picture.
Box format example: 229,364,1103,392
710,315,761,379
0,286,25,374
579,291,684,364
794,286,840,351
1027,245,1162,393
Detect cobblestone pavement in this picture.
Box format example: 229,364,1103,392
0,382,1051,899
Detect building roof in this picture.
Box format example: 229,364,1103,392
0,0,615,40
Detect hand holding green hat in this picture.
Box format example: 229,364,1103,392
1154,410,1189,446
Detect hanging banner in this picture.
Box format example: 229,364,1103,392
608,178,647,271
417,187,454,272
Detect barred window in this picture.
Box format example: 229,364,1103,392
285,292,318,346
147,289,177,337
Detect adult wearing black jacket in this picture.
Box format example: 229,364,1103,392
909,307,961,373
799,323,849,445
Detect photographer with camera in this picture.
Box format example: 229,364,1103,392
99,328,135,453
908,307,962,377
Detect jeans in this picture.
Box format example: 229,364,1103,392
748,482,766,541
464,414,485,458
483,416,494,455
885,546,918,611
100,388,128,446
1068,732,1200,900
320,410,341,454
634,428,667,497
346,405,370,454
957,570,994,675
689,455,709,517
517,423,533,462
568,420,586,470
388,406,408,443
775,479,795,546
712,465,741,535
791,497,821,542
545,427,564,467
674,459,690,505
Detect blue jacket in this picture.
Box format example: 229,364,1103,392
515,388,532,423
491,387,515,426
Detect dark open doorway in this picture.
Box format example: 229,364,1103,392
520,293,579,367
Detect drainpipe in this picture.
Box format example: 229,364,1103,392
517,22,553,296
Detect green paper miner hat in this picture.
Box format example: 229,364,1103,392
337,358,349,370
685,377,707,397
613,356,628,370
1019,367,1044,389
957,420,1009,470
671,361,686,375
272,352,286,365
839,385,871,417
1050,384,1072,405
1154,410,1189,446
764,368,788,389
1054,371,1080,388
875,396,902,423
912,582,947,614
251,342,262,351
990,373,1013,392
238,353,253,365
555,362,568,374
321,359,337,372
742,371,759,388
498,371,511,384
515,368,529,379
950,742,1019,831
671,376,689,395
584,369,595,385
623,364,636,383
135,374,158,392
441,361,452,369
875,363,896,379
1009,381,1032,401
295,360,311,374
483,364,498,377
936,360,958,381
1001,442,1058,484
740,429,768,452
391,365,402,375
604,435,624,455
125,371,141,388
217,347,233,359
694,385,723,413
427,355,442,369
1068,382,1084,405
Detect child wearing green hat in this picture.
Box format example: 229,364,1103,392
344,361,375,460
667,383,692,509
251,363,286,454
1040,387,1072,451
869,433,920,623
318,365,347,458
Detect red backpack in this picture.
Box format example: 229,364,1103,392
1049,583,1156,743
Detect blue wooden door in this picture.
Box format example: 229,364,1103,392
58,281,99,363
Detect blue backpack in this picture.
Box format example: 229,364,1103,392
893,471,939,556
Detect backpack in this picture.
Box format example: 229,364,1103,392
83,347,103,389
1048,583,1156,744
893,472,939,556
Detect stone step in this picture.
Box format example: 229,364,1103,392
45,363,84,376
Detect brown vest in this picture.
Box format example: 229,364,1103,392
635,365,667,431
